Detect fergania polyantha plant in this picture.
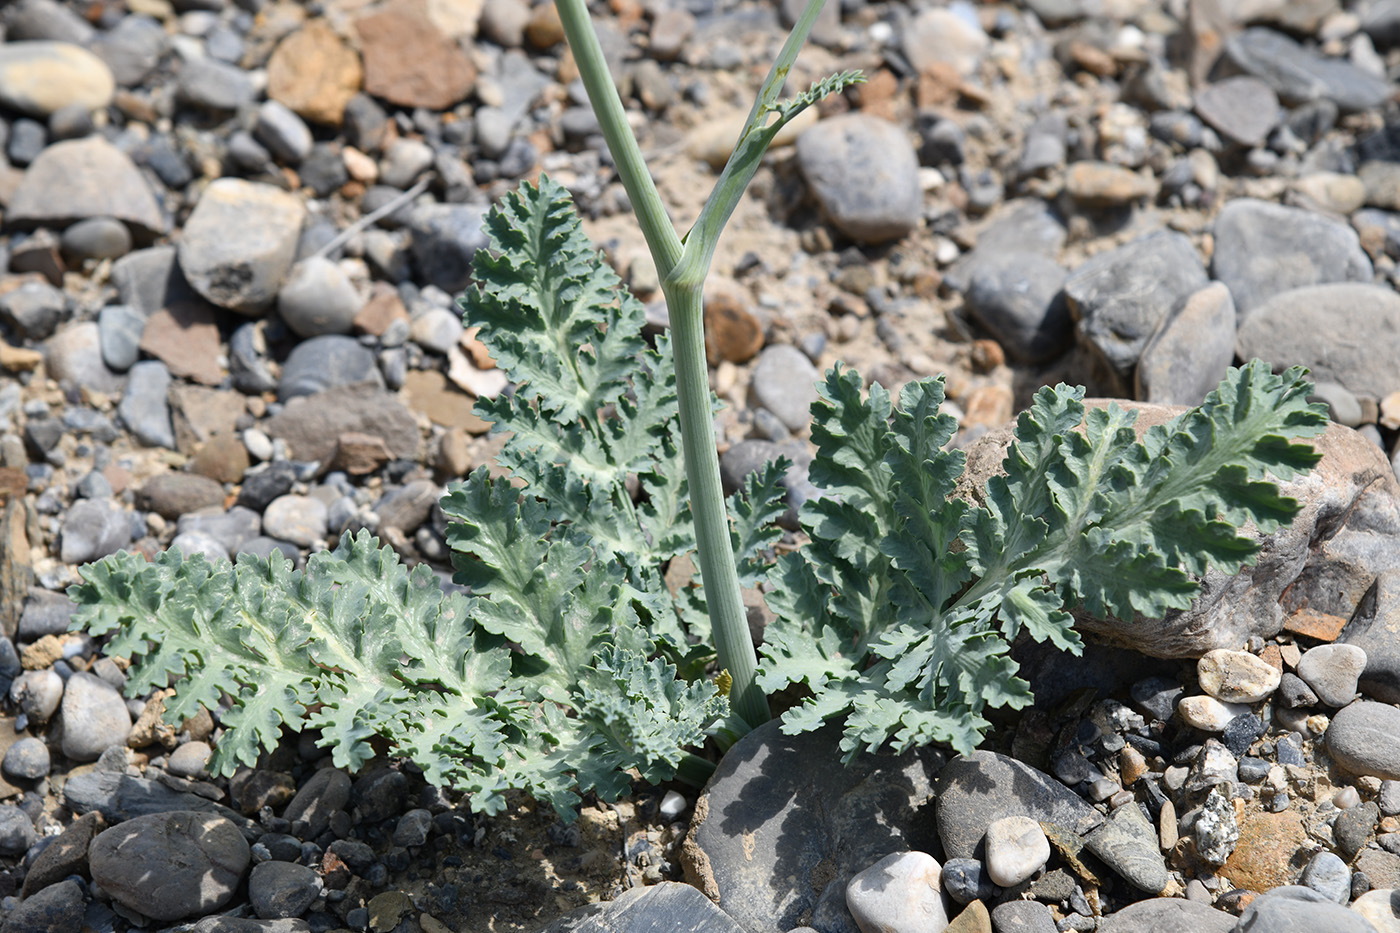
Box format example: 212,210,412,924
69,178,1327,819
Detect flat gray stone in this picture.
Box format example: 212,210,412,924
1235,885,1378,933
1098,897,1235,933
1327,701,1400,781
7,136,164,239
62,771,255,833
89,811,250,922
963,250,1072,363
1235,283,1400,401
118,360,174,449
1135,282,1236,407
748,345,820,432
1194,76,1280,147
936,750,1103,861
1083,802,1168,894
263,382,418,466
277,335,383,402
681,720,943,933
796,113,921,245
539,882,746,933
1212,199,1372,320
1064,231,1207,388
59,498,132,565
943,200,1067,293
1342,570,1400,704
1224,27,1391,112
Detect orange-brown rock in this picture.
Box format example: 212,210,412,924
332,431,394,475
139,303,223,386
267,20,363,126
1219,809,1309,892
356,0,475,111
703,285,764,365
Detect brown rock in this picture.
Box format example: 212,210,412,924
0,469,26,503
1220,809,1309,892
404,369,492,432
188,434,250,484
435,426,472,476
137,473,226,521
1283,608,1347,642
21,811,104,898
170,385,246,454
263,382,419,466
356,0,476,111
266,20,363,125
0,500,31,641
962,383,1014,430
353,283,409,336
0,340,43,372
332,431,394,475
703,285,764,365
459,326,496,369
128,689,179,750
139,304,223,386
1065,161,1158,207
21,634,68,670
525,1,565,47
945,899,992,933
1356,849,1400,888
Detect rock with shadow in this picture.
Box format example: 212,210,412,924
680,719,945,933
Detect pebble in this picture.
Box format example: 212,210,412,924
1135,281,1237,407
61,216,133,263
277,257,364,338
356,2,477,110
0,806,36,857
59,497,132,564
844,851,950,933
1084,801,1169,893
1212,199,1373,320
1302,850,1353,903
407,203,490,294
254,100,314,165
796,114,921,245
1098,898,1236,933
409,307,464,354
137,472,225,521
118,360,175,449
1341,570,1400,704
0,280,65,340
179,179,307,316
1,877,85,931
962,251,1071,363
266,19,363,126
983,815,1050,887
989,899,1057,933
1225,27,1391,112
176,56,254,111
749,345,819,433
1352,889,1400,932
1235,283,1400,401
1298,644,1368,707
1064,161,1158,207
0,41,115,116
1063,231,1207,386
262,495,328,548
248,859,323,920
89,811,250,922
283,767,351,839
1,736,50,780
1237,885,1378,933
1194,76,1280,147
10,670,63,723
171,531,227,561
1197,648,1282,703
59,670,132,761
278,334,383,401
380,138,436,189
1328,702,1400,781
7,136,165,239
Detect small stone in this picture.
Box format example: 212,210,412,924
0,280,65,340
1337,802,1382,860
1098,898,1236,933
1197,648,1281,703
176,56,253,111
90,15,165,86
989,900,1056,933
1302,850,1352,903
0,806,36,857
380,137,435,189
984,816,1050,887
89,811,250,921
0,41,114,117
1194,76,1280,147
278,334,382,401
1135,282,1237,407
903,7,987,76
61,216,133,262
2,735,49,780
59,498,132,564
1224,26,1390,112
188,434,250,485
796,113,922,245
262,495,328,548
179,179,307,316
749,345,820,432
137,472,225,521
1064,161,1158,206
1352,888,1400,932
248,859,323,920
7,136,165,238
1298,644,1368,707
278,257,364,338
166,740,211,779
357,1,476,110
10,670,62,723
407,203,489,294
266,20,363,126
60,670,132,762
962,251,1071,364
1185,739,1239,792
1328,701,1400,780
118,360,175,449
1193,786,1241,866
254,100,313,164
284,767,351,838
704,286,765,365
409,307,463,354
140,303,224,386
845,851,950,933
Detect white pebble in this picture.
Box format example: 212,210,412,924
984,816,1050,887
1197,649,1281,703
1177,695,1252,732
846,851,950,933
659,790,687,819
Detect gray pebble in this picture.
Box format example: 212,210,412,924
408,306,462,354
177,56,254,110
167,741,212,779
255,100,313,164
1193,76,1279,147
1300,850,1351,903
18,588,74,640
118,360,175,449
1298,644,1368,707
407,203,489,294
796,113,921,245
59,497,133,564
262,495,328,548
95,302,144,372
170,530,230,562
7,118,47,165
90,14,166,86
59,670,132,762
278,334,382,401
1335,801,1380,860
962,250,1071,363
393,808,433,847
298,143,348,198
10,670,62,723
277,257,363,338
1312,382,1365,427
0,805,36,857
1135,282,1236,407
60,216,132,262
1224,27,1391,112
248,859,323,920
179,178,306,316
283,768,351,838
1279,671,1319,708
990,899,1058,933
177,506,262,555
380,137,435,189
749,345,819,432
0,279,66,341
1,736,50,780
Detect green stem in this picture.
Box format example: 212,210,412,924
554,0,768,728
676,751,717,788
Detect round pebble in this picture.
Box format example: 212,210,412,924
1,737,50,780
1327,702,1400,781
60,216,132,262
983,815,1050,887
1197,649,1281,703
1297,644,1367,708
1177,695,1252,732
262,495,329,548
845,852,951,933
277,257,364,338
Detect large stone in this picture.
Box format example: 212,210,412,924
1082,803,1168,894
936,751,1103,861
954,405,1400,657
1327,701,1400,781
356,0,477,110
796,114,921,245
1224,26,1391,112
407,203,489,294
89,811,250,922
1212,199,1372,320
680,719,943,933
263,383,419,466
179,179,306,315
1236,283,1400,401
1341,570,1400,703
1098,898,1235,933
1220,809,1311,892
536,882,746,933
1063,231,1207,388
962,251,1072,363
266,20,363,125
1135,282,1236,407
0,41,114,117
59,670,131,761
277,335,381,401
6,137,164,239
